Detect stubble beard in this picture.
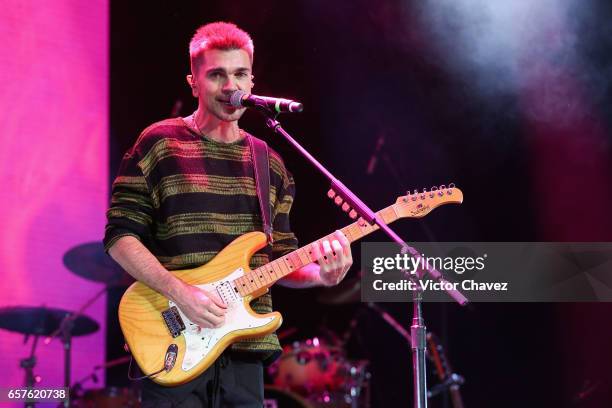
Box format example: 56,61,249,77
207,99,245,123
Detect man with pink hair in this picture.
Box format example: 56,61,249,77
105,21,353,407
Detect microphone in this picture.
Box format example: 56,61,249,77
230,90,303,113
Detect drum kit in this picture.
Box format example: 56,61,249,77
0,242,138,408
266,335,370,408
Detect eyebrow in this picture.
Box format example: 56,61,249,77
205,67,251,75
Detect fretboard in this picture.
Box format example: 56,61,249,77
233,203,400,297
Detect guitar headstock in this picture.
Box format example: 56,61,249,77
394,183,463,219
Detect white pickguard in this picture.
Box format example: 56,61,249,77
168,268,275,372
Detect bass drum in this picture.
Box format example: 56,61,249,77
270,338,345,396
264,386,314,408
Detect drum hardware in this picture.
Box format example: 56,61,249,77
0,241,124,407
72,356,132,393
43,288,107,408
426,333,465,408
0,305,99,408
427,373,465,398
55,241,134,406
70,356,136,407
20,334,41,408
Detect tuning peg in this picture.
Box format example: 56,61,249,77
412,189,418,201
342,203,351,212
438,184,446,196
420,187,427,200
334,196,343,206
430,186,437,198
448,182,455,194
349,210,358,219
327,189,336,199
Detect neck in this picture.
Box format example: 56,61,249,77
194,109,242,143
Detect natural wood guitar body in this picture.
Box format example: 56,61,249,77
119,232,281,386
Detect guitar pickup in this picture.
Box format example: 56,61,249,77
161,306,185,338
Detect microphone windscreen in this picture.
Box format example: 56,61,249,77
230,90,247,108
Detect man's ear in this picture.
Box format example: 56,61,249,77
186,74,198,97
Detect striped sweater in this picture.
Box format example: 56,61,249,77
103,117,299,361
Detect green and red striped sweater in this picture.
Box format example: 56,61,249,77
104,117,298,361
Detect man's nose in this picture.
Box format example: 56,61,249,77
222,76,239,92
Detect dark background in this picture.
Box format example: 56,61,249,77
107,1,612,406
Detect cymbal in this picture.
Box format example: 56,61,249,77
63,242,133,285
316,275,361,304
0,306,99,337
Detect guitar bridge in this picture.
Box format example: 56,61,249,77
161,306,185,338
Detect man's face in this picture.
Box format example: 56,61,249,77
190,48,253,122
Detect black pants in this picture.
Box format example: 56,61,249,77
141,351,264,408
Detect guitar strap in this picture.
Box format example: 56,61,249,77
247,134,274,246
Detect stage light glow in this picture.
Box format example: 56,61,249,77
421,0,580,101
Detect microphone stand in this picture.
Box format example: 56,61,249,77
257,107,468,408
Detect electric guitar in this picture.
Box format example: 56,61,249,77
118,185,463,386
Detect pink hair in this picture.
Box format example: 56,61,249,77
189,22,254,72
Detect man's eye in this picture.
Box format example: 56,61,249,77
235,72,248,78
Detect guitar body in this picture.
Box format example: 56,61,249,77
118,231,282,386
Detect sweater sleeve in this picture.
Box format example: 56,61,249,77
103,148,154,252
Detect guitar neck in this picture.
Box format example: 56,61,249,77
234,203,399,297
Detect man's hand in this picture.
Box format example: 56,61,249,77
172,284,227,329
312,230,353,286
108,236,228,329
